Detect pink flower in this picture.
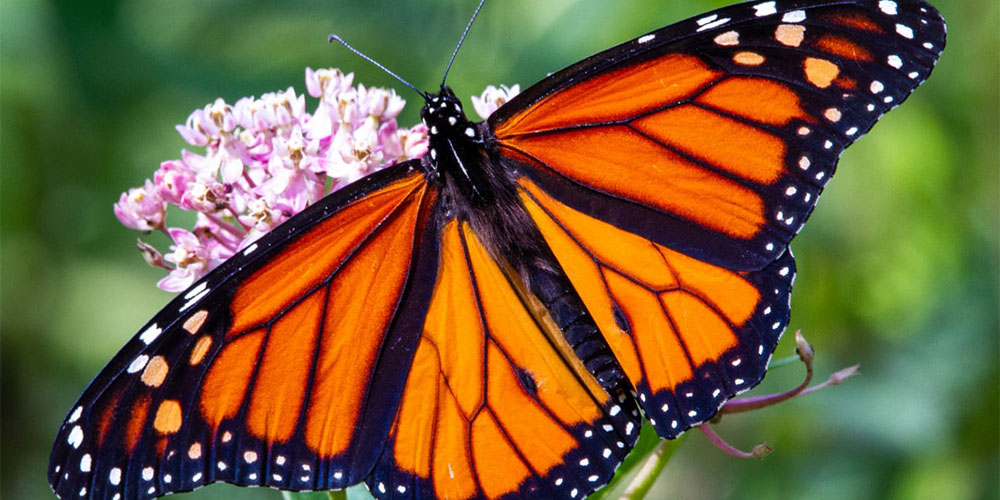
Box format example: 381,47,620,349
471,84,520,120
153,160,195,205
260,125,326,213
157,228,211,292
175,98,236,146
180,181,231,214
119,66,503,292
398,123,429,160
114,180,166,231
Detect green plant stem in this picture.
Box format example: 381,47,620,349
328,490,347,500
617,439,680,499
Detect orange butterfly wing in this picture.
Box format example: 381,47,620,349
520,179,794,438
368,220,640,499
491,0,945,271
49,164,441,499
490,0,944,437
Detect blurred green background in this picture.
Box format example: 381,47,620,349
2,0,997,499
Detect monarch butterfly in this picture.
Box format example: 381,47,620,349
49,0,945,499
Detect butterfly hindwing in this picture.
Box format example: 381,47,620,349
491,0,945,271
520,180,795,438
367,220,641,500
49,162,440,499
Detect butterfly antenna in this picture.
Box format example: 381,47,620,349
328,34,428,100
441,0,487,87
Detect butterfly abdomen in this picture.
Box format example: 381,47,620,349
524,262,628,390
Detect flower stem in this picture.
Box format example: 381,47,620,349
618,439,680,499
699,424,772,459
721,330,814,414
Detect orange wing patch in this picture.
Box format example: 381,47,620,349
520,179,795,438
494,54,721,137
369,220,640,500
194,170,433,470
227,174,424,335
502,126,766,240
496,65,806,247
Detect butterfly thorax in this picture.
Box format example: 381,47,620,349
420,86,496,205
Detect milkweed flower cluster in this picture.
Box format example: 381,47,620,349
114,68,520,292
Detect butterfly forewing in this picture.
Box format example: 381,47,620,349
50,163,441,499
492,0,945,271
491,0,944,439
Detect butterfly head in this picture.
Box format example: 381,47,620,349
421,86,478,143
419,85,493,204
